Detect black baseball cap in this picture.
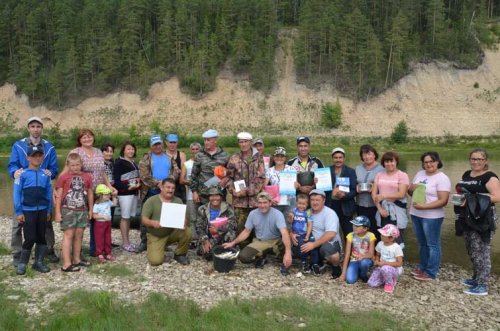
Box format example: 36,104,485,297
296,136,310,144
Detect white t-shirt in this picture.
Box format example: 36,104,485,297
376,241,404,275
410,170,451,219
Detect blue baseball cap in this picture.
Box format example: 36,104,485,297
166,133,178,142
150,134,162,146
202,129,218,139
350,215,371,228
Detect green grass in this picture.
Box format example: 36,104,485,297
0,289,408,331
87,263,145,281
0,242,10,255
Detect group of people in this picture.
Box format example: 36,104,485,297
8,118,499,297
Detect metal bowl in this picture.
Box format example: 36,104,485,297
357,183,372,192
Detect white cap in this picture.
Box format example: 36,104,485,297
202,129,219,139
237,132,253,141
331,147,345,156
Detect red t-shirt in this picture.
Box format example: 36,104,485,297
56,172,93,211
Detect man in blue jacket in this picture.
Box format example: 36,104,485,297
8,117,59,266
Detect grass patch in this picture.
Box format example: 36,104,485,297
87,264,143,281
0,242,11,255
0,289,408,330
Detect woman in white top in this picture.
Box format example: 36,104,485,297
264,147,295,219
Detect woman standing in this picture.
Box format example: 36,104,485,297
409,152,451,281
456,148,500,296
372,151,409,247
325,147,357,238
355,144,385,236
101,143,116,219
264,147,295,218
113,142,141,252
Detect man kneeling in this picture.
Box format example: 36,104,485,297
224,192,292,273
141,178,192,266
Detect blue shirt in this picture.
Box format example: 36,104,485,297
291,208,311,235
149,153,170,194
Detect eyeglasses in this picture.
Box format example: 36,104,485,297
470,158,485,162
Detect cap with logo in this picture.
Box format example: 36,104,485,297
27,145,44,156
150,134,162,146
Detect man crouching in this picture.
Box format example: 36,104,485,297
223,192,292,274
141,178,192,266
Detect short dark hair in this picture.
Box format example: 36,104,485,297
359,144,379,161
296,193,309,203
119,141,137,158
381,151,400,167
161,178,176,186
101,143,115,153
420,151,443,169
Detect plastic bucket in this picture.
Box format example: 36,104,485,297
212,245,238,273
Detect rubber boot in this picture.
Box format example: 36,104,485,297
32,244,51,273
45,247,60,263
16,249,31,275
12,252,21,268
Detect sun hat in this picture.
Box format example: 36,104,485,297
150,134,162,146
378,224,400,238
95,184,112,195
350,215,371,228
331,147,345,156
202,129,218,139
237,132,253,141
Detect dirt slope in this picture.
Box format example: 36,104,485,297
0,30,499,137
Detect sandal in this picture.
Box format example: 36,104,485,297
73,260,91,267
121,244,137,253
61,265,80,272
98,255,106,263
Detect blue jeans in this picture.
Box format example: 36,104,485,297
346,258,373,284
411,215,443,278
293,234,319,265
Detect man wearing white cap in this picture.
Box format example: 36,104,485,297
8,116,59,266
190,129,229,205
224,132,265,246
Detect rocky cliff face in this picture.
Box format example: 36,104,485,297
1,35,499,137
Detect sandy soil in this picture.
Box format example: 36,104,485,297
0,31,499,138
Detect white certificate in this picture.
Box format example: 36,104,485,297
279,170,297,196
234,180,246,192
160,203,186,229
314,168,332,191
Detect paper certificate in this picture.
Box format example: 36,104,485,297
160,203,186,229
234,180,246,192
336,177,350,192
279,170,297,195
314,168,332,191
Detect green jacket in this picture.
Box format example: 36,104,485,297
196,201,237,244
138,151,180,201
189,146,229,203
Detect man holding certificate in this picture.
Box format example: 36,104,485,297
141,178,192,266
224,132,266,246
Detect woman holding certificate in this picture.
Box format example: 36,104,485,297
264,147,295,218
325,147,357,239
195,186,237,260
408,152,451,282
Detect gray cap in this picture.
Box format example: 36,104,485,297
331,147,345,156
309,189,326,197
202,129,218,139
27,116,43,126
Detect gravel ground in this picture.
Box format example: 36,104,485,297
1,216,499,330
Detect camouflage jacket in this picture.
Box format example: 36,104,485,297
224,151,265,208
138,151,180,201
189,146,229,202
195,201,237,244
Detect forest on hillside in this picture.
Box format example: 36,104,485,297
0,0,499,107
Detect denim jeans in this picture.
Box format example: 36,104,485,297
411,215,443,278
346,258,373,284
292,234,319,265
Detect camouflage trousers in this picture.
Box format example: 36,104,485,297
464,230,492,284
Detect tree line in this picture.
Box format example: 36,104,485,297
0,0,498,107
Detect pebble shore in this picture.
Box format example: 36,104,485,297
1,216,498,330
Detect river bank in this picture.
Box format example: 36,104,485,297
0,216,498,330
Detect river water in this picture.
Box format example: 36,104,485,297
1,150,499,273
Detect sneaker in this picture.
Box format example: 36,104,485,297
301,262,311,274
330,266,342,279
384,284,395,293
463,284,488,296
413,272,433,281
173,254,190,265
279,264,289,276
461,278,477,287
311,264,321,276
410,268,424,277
254,257,268,269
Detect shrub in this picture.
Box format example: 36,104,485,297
390,120,409,144
321,100,342,128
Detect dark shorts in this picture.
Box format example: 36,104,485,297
60,209,89,231
319,240,342,258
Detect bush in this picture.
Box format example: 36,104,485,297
390,120,409,144
321,100,342,128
